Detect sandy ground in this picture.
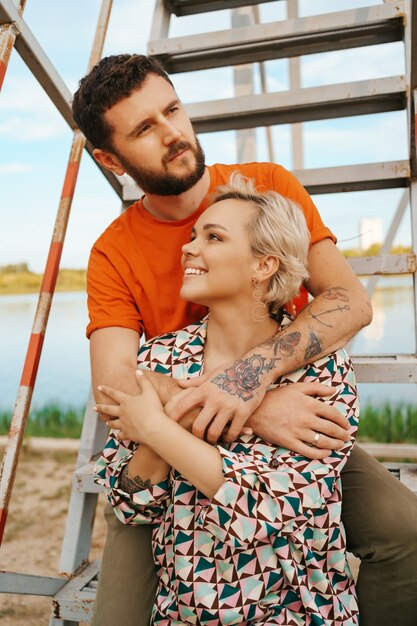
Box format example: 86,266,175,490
0,440,107,626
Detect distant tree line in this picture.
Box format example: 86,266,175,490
0,263,31,273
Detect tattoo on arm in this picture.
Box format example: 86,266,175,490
260,331,301,357
304,331,322,361
211,330,301,401
120,465,152,493
211,354,276,401
308,287,351,327
322,287,350,302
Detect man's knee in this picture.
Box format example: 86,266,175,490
341,445,417,561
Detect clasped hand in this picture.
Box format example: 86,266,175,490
94,371,166,443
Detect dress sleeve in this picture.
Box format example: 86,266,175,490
86,245,144,339
197,349,358,547
95,430,170,525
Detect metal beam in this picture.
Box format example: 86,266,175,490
163,0,277,17
150,3,405,72
186,76,407,133
0,572,66,596
293,160,410,194
0,0,122,199
121,160,411,202
348,252,416,276
352,354,417,383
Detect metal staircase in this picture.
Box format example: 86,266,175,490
0,1,417,623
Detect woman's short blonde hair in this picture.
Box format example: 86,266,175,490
212,172,310,317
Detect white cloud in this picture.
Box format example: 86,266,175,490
0,163,32,175
102,0,154,55
0,74,69,141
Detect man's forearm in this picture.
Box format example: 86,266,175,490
270,283,371,377
212,282,371,396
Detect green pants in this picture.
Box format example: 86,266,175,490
92,446,417,626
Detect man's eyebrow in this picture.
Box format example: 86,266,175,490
126,99,180,140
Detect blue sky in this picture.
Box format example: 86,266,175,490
0,0,410,272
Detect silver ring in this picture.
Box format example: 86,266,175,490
313,432,321,446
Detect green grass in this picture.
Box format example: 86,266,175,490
0,404,84,438
1,402,417,443
358,403,417,444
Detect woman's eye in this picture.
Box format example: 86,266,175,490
208,233,221,241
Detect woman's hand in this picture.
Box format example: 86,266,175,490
94,371,167,443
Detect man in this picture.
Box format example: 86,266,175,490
72,54,417,626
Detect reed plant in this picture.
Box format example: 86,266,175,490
0,404,84,438
0,402,417,443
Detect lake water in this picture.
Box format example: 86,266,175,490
0,278,416,412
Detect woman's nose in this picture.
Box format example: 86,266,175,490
182,240,198,255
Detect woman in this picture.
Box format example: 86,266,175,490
94,173,359,625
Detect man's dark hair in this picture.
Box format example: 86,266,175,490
72,54,173,151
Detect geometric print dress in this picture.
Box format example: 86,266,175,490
95,315,360,625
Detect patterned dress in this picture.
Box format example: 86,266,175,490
95,316,359,625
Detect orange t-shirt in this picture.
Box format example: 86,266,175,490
86,162,335,340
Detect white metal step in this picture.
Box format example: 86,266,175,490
348,253,416,277
352,355,417,384
164,0,277,17
187,76,406,133
292,160,410,195
150,4,404,72
121,160,411,202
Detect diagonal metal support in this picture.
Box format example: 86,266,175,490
0,0,122,198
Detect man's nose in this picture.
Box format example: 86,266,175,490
161,119,181,145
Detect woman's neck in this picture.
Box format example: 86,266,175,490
204,305,280,372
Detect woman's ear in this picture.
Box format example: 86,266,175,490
93,148,126,176
255,255,279,282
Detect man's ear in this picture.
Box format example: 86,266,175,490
256,255,280,282
93,148,126,176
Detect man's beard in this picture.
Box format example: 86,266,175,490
117,136,206,196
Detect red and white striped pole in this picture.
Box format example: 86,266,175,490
0,0,113,544
0,0,26,91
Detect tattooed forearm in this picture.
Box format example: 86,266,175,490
211,354,278,401
120,466,152,493
304,330,322,361
260,331,301,357
307,287,351,328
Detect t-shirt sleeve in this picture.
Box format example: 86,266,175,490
86,245,144,339
271,165,336,246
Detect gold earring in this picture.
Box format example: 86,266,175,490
251,277,269,323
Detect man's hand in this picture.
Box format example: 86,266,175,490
171,358,272,443
165,388,253,440
248,382,350,460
